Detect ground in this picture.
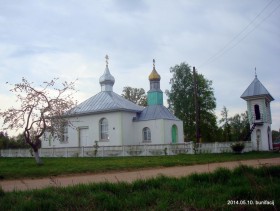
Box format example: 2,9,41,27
1,157,279,192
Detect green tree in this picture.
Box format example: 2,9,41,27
229,112,249,141
166,62,217,142
0,131,9,149
12,133,30,149
219,106,231,142
122,86,147,106
0,132,30,149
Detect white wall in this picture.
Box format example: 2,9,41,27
133,119,163,144
133,119,184,145
251,123,273,151
120,112,138,145
163,120,184,144
42,111,138,148
41,112,184,148
246,97,273,151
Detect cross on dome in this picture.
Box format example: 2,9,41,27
149,59,161,81
255,67,257,78
105,54,109,67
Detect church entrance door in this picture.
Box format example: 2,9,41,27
172,125,178,143
80,128,90,147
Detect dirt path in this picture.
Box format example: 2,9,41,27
1,158,279,192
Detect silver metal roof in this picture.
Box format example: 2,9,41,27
135,105,180,121
241,76,274,101
69,91,144,116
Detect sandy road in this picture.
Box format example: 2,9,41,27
1,157,279,192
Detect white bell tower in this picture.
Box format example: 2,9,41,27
241,73,274,151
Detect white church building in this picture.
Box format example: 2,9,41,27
42,57,184,148
241,73,274,151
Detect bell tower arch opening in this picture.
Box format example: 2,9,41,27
254,104,261,120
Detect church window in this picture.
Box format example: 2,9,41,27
254,104,261,120
143,127,151,142
100,118,109,141
60,124,68,143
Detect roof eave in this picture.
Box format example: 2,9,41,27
66,108,143,118
241,94,274,102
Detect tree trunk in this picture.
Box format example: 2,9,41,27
32,137,43,165
33,148,43,165
25,135,43,165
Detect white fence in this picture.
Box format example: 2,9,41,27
0,141,252,158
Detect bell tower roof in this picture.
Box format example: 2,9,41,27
241,73,274,102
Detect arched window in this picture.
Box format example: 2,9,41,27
62,125,69,143
143,127,151,142
171,124,178,144
100,118,109,141
254,104,261,120
59,122,68,143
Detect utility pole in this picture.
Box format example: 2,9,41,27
193,66,200,143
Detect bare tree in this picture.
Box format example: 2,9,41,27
0,77,77,164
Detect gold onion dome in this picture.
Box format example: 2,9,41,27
149,59,161,81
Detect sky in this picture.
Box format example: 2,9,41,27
0,0,279,136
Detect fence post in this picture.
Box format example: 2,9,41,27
122,145,125,157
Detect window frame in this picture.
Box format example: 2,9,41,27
143,127,151,143
99,118,109,141
60,124,69,143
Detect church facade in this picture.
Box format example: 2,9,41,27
42,57,184,148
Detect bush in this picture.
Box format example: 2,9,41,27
231,142,245,153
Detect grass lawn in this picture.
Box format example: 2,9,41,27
0,165,279,210
0,151,279,180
